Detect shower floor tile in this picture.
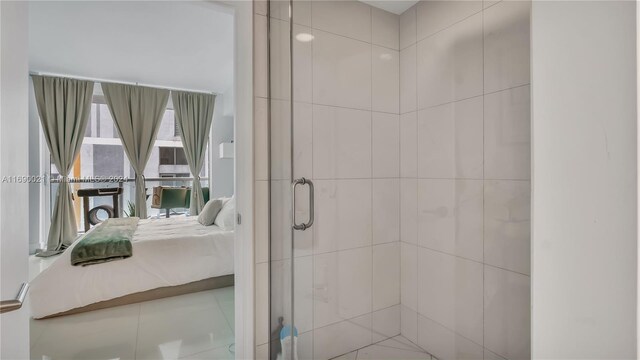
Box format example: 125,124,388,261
331,335,433,360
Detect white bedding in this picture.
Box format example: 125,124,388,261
30,216,234,319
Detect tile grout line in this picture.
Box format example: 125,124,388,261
369,4,375,348
482,2,487,352
398,104,403,343
402,240,531,277
398,82,531,117
332,335,432,360
271,75,531,116
413,2,420,350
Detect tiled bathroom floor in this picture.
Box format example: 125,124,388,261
332,335,433,360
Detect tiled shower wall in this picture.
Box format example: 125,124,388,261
253,1,531,359
398,1,531,360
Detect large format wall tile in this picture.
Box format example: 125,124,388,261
313,247,373,328
254,97,268,181
483,0,531,93
312,0,372,42
417,13,483,109
372,7,399,50
484,85,531,180
270,17,290,101
416,0,483,41
400,44,417,114
312,105,372,179
399,4,417,49
294,256,314,333
400,178,418,245
271,21,317,103
298,332,314,360
372,46,400,114
312,30,372,110
373,179,400,245
270,259,292,337
400,112,417,177
484,180,531,275
484,266,531,360
270,99,291,181
417,248,483,345
293,102,313,179
270,180,292,261
401,242,418,311
293,24,313,103
314,179,372,254
373,242,401,310
401,305,418,344
417,179,483,262
373,112,400,178
417,96,483,179
255,262,269,345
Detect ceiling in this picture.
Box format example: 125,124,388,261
359,0,419,15
28,1,234,95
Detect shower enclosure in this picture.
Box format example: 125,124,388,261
265,1,531,359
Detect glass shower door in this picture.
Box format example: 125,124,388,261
268,1,315,358
269,1,397,359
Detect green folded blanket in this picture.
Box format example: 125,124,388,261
71,217,139,266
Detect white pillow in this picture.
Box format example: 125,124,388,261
214,196,235,230
197,199,225,226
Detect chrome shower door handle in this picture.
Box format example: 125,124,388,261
292,177,314,231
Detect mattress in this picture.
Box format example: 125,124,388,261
29,216,235,319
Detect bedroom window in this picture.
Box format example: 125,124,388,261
46,92,210,233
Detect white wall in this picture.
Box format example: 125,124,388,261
210,95,235,198
531,1,637,358
0,1,30,359
399,2,531,359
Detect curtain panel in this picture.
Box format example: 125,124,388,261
172,91,216,215
32,75,94,256
101,83,169,219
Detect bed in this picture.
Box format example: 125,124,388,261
29,216,235,319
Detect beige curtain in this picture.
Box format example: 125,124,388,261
172,91,216,215
102,83,169,219
32,75,94,256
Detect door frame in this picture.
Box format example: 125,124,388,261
223,0,255,358
0,1,255,359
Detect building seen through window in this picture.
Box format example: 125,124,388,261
50,94,208,223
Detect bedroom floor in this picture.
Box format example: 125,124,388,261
30,286,235,359
29,279,235,360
